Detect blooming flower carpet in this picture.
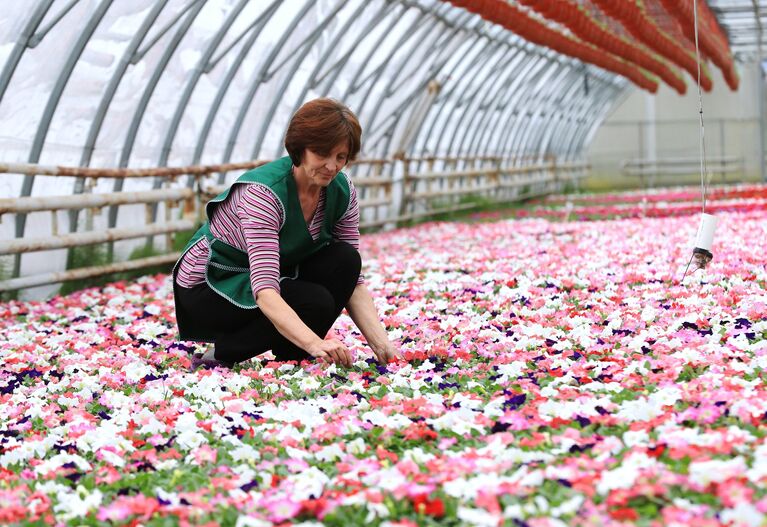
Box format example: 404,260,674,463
515,184,767,222
1,186,767,526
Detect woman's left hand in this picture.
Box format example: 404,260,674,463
371,340,402,364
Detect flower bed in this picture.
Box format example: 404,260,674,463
1,208,766,526
502,183,767,222
536,184,767,207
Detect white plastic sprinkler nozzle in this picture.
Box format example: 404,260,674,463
694,213,718,253
683,213,717,281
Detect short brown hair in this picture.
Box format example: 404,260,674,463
285,98,362,166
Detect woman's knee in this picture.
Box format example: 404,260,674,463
330,241,361,277
282,281,336,316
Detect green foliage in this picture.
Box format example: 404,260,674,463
59,244,113,296
55,225,200,297
399,193,535,228
0,256,17,302
170,226,200,253
112,243,168,282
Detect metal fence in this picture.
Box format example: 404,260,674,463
0,156,588,292
587,117,764,188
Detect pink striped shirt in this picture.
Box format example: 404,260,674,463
175,173,363,297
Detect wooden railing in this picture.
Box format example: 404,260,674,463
0,156,588,292
621,156,744,188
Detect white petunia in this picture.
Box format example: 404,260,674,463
551,495,584,517
428,407,485,435
288,466,329,501
299,376,321,391
229,444,261,463
597,452,658,494
235,516,272,527
347,437,367,455
176,430,206,450
720,502,764,527
315,443,344,462
0,437,56,468
457,507,501,527
402,447,436,464
495,361,526,382
34,453,92,475
746,443,767,483
121,360,154,383
689,457,747,487
53,487,103,521
361,410,411,429
622,430,650,448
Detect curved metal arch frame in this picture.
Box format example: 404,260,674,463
544,77,610,160
537,80,591,160
217,0,317,183
370,22,490,163
14,0,113,278
143,0,251,234
157,0,250,169
427,42,524,196
358,6,486,193
458,48,546,162
190,0,284,171
549,68,626,159
515,59,575,156
248,0,353,161
401,23,488,160
70,0,170,232
312,3,402,97
0,0,54,104
105,0,207,240
499,59,569,160
571,85,626,157
341,2,477,180
370,12,494,179
516,66,578,162
481,56,553,162
353,2,459,156
271,0,389,160
453,44,528,160
378,31,498,170
477,54,555,162
339,3,412,103
460,49,534,161
437,42,517,160
464,53,566,165
536,69,617,160
551,71,626,160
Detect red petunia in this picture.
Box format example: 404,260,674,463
609,507,639,521
411,493,445,517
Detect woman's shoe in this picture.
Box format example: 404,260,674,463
189,352,234,371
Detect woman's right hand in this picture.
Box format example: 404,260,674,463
307,338,352,367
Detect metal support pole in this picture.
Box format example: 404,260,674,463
718,118,724,181
645,92,656,166
758,59,766,182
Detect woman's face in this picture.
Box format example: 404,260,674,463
299,142,349,187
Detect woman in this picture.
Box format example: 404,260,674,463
173,98,400,368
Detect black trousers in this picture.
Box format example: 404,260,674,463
175,241,361,363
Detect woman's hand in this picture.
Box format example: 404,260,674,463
307,338,353,367
371,340,401,364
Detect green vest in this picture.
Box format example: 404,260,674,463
176,156,351,309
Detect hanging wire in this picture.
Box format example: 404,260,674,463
681,0,713,282
693,0,711,214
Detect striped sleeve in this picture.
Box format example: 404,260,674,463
237,184,284,299
333,175,364,285
174,237,209,288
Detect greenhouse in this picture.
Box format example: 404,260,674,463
0,0,766,525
